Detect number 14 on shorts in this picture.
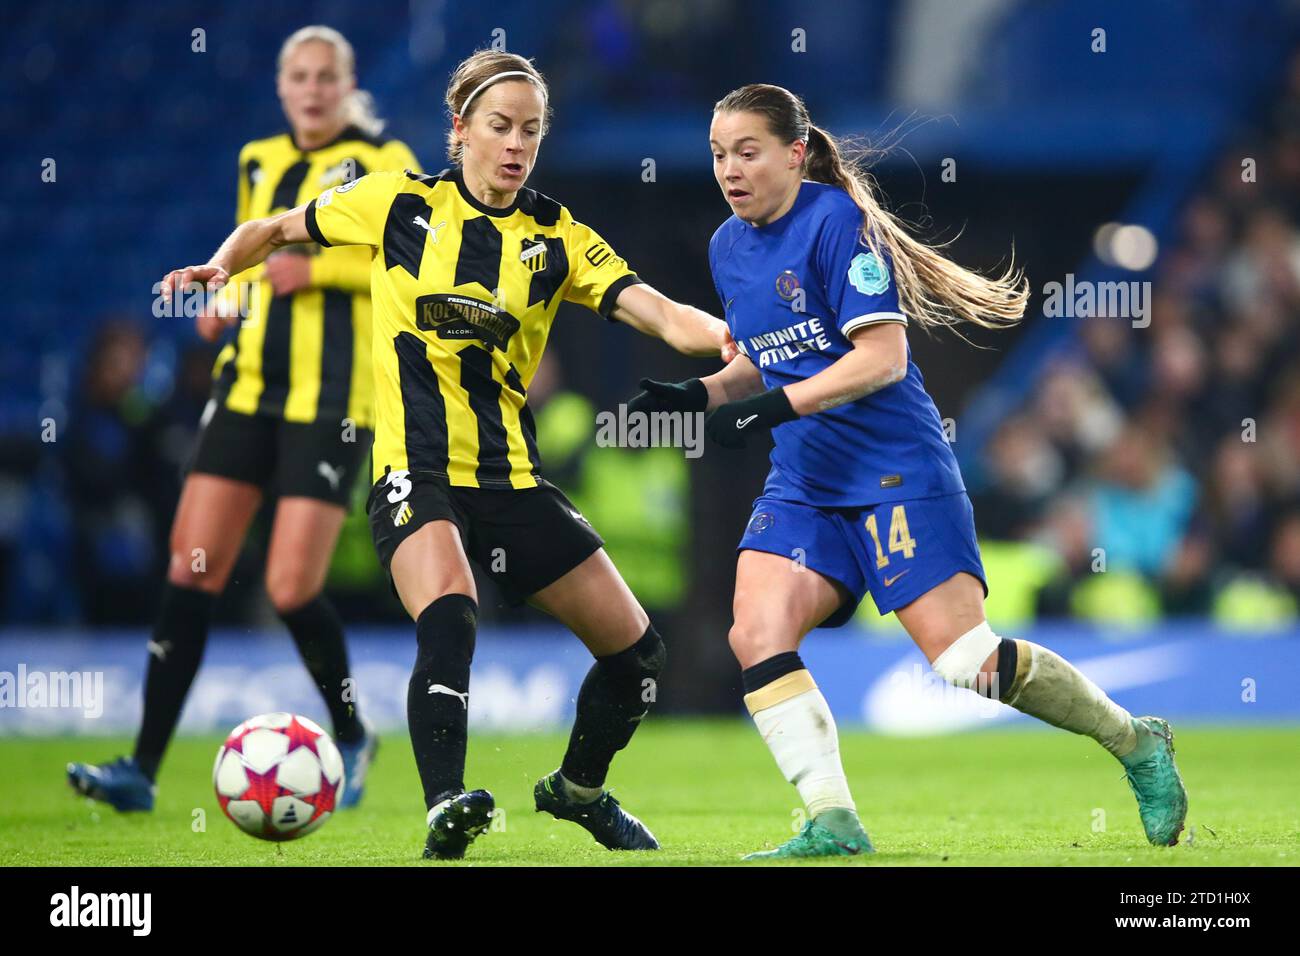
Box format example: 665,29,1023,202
864,504,917,570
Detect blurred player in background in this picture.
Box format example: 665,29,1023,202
154,50,738,859
628,83,1188,858
68,26,420,813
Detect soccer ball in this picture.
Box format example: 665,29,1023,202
213,712,344,841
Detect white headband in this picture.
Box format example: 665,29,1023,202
460,70,545,117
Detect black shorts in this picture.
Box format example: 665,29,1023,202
188,400,374,507
367,471,605,605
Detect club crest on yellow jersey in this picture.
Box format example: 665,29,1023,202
521,235,548,273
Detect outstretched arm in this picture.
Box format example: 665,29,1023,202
609,283,739,360
704,322,908,448
623,348,762,419
160,204,313,341
163,204,313,292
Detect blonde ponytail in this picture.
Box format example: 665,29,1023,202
341,88,385,138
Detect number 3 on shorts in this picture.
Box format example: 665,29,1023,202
386,469,413,503
864,504,917,569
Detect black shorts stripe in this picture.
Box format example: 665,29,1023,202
317,289,354,420
395,331,449,473
256,293,293,414
457,344,511,485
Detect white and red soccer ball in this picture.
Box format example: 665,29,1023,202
213,712,344,841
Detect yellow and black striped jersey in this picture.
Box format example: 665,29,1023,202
304,166,642,488
211,126,420,428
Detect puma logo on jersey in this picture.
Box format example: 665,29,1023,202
147,640,170,661
317,461,342,491
736,414,759,429
413,216,447,243
883,569,911,587
428,684,469,708
568,508,590,526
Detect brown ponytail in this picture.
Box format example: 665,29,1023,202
716,84,1029,334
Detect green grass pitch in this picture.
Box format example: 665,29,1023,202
4,720,1297,866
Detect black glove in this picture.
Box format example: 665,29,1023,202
705,387,799,449
626,377,708,416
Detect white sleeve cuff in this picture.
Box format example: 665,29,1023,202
841,312,907,336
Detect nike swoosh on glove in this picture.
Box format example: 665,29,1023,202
705,387,798,449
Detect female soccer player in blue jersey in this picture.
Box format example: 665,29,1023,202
629,84,1187,858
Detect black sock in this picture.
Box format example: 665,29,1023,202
279,595,364,745
132,584,216,781
560,625,666,790
408,593,477,811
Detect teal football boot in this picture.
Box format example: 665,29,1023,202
744,811,875,860
1119,716,1188,846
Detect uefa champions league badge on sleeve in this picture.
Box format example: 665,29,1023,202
748,512,774,534
848,251,890,295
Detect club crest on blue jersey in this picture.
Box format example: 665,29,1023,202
848,251,889,296
748,512,774,533
775,270,801,301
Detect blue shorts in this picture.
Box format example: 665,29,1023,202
737,491,988,627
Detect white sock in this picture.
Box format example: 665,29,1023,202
745,670,855,818
1003,640,1138,758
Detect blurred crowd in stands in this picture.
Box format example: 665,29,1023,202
2,10,1298,633
966,51,1300,631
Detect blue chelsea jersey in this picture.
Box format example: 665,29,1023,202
708,181,966,508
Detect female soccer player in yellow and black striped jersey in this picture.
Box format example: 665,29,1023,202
156,49,739,858
69,26,419,813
